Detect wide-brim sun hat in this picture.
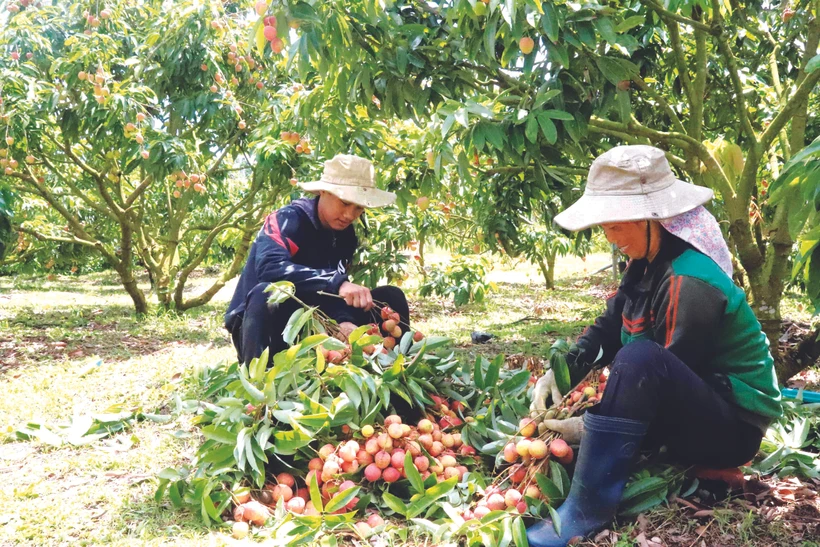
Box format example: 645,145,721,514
298,154,396,208
554,145,714,231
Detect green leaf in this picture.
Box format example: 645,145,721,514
342,377,362,409
537,114,558,144
382,492,407,516
535,471,564,503
283,307,316,345
546,41,569,68
618,489,669,516
806,54,820,74
551,354,571,394
281,308,306,345
347,325,370,345
397,47,408,75
308,469,323,512
297,334,331,355
549,460,571,496
617,15,646,33
541,2,559,42
485,354,503,389
532,89,562,110
595,56,640,85
202,425,237,444
168,481,184,509
484,13,498,57
425,476,457,498
513,515,529,546
594,17,618,44
273,428,313,455
541,109,574,121
405,451,424,494
474,356,486,390
325,486,360,513
499,369,532,395
253,18,266,58
621,476,669,501
548,504,562,536
291,1,320,22
265,281,296,304
525,115,539,143
322,337,348,351
405,494,436,519
390,353,406,377
239,366,266,403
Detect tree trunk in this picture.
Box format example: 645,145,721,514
779,325,820,384
176,221,258,310
114,263,148,314
535,249,556,290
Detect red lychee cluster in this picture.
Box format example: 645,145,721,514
171,171,208,198
279,131,311,154
544,371,607,420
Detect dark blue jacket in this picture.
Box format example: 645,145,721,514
225,197,358,328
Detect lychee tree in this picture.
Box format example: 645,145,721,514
0,0,301,313
274,0,820,380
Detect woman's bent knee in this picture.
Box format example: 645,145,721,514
610,340,665,379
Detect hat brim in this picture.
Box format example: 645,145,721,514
298,181,396,208
554,179,714,231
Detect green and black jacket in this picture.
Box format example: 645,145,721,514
570,232,782,431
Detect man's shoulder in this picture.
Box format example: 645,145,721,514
262,202,313,230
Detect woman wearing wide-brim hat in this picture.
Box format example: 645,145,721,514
526,145,782,547
225,154,407,365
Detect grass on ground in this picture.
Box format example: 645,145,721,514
0,253,816,546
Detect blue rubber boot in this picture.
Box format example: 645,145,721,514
526,411,648,547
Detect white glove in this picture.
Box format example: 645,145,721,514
542,416,584,444
530,370,564,414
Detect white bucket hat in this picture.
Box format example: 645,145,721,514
298,154,396,208
554,145,714,231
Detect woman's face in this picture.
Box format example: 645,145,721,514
600,221,650,260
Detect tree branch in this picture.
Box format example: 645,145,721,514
54,133,128,220
587,123,686,168
663,21,695,105
713,31,758,145
13,168,123,269
123,174,153,209
17,226,98,247
588,116,733,194
205,130,243,178
759,68,820,154
642,0,715,34
38,154,119,222
631,76,687,135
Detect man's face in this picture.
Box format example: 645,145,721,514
600,221,649,260
317,191,366,231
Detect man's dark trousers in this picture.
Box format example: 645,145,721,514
227,283,410,364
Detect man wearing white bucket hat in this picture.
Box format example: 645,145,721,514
527,146,781,547
225,154,407,364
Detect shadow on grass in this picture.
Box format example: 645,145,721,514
0,302,231,371
115,495,214,544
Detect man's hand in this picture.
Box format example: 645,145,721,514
529,370,564,414
338,281,374,310
337,322,358,341
542,416,584,444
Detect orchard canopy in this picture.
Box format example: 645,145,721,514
1,0,820,378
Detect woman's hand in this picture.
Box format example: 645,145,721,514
542,416,584,444
530,370,564,413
